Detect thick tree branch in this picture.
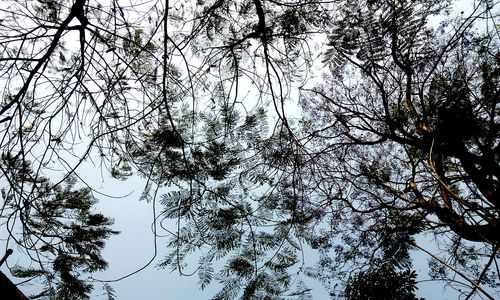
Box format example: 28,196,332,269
408,182,499,244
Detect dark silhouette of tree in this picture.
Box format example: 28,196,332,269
0,0,499,299
1,154,117,299
345,267,422,300
343,212,424,300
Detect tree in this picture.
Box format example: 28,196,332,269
0,0,499,299
345,267,421,300
300,1,500,298
343,212,424,300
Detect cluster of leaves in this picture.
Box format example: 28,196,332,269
345,267,422,300
1,153,117,299
343,212,424,300
131,104,319,298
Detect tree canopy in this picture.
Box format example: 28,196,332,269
0,0,499,299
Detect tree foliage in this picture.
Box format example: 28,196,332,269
1,154,117,299
0,0,499,299
343,212,424,300
345,267,422,300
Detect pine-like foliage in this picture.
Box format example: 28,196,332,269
1,154,117,299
